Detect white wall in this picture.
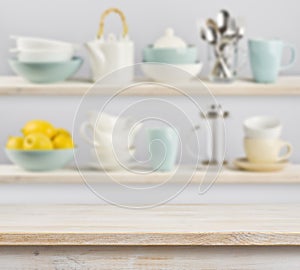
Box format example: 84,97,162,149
0,0,299,165
0,0,299,75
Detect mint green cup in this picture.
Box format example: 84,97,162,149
248,39,296,83
143,45,198,64
148,127,179,172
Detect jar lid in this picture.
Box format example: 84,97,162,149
154,28,187,48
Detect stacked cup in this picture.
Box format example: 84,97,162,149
243,116,292,164
80,111,141,170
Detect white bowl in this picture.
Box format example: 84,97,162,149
11,48,75,63
141,62,202,82
243,116,282,139
11,36,77,51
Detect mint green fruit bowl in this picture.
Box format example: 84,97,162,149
5,149,75,171
9,57,83,83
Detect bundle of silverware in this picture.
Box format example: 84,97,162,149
200,10,245,82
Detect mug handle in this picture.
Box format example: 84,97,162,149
280,43,296,71
80,121,100,147
278,141,292,161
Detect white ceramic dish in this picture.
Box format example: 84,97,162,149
243,116,282,139
11,48,75,63
11,36,77,51
141,62,202,82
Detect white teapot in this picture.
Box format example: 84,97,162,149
85,8,134,82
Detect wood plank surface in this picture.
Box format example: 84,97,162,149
1,246,300,269
0,164,299,184
0,76,300,96
0,204,300,246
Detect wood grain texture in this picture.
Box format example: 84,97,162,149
1,204,300,246
0,164,299,184
1,246,300,269
0,76,300,96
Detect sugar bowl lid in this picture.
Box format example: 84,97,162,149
154,28,187,48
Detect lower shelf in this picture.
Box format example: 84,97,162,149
0,164,299,184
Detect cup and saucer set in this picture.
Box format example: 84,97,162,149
80,111,143,171
234,116,292,172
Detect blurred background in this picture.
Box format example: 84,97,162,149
0,0,299,165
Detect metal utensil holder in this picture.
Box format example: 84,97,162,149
208,43,238,83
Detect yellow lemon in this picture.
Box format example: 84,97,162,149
22,120,57,139
52,134,74,149
6,136,24,150
54,128,71,138
23,133,53,150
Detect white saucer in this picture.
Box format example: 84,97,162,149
233,158,288,172
87,162,151,172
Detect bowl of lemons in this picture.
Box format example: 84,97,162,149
5,120,75,171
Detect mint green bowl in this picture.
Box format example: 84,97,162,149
143,45,198,64
5,149,75,171
9,57,83,83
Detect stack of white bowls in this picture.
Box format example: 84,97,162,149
9,36,82,83
11,36,77,63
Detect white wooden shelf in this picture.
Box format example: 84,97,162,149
1,76,300,96
0,204,300,246
0,164,299,184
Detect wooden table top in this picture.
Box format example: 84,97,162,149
1,204,300,246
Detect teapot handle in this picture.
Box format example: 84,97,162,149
97,8,129,39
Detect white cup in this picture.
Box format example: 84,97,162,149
90,147,120,170
243,116,282,139
80,126,114,147
83,111,119,134
80,111,142,148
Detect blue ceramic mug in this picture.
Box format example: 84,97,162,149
248,39,296,83
148,127,179,172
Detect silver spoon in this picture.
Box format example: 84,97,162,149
217,10,230,34
206,18,219,34
203,26,218,45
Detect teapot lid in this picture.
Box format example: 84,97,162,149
154,28,187,48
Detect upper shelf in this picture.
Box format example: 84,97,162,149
1,76,300,96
